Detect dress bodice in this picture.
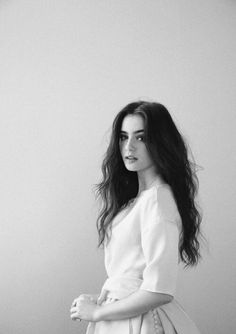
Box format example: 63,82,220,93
102,183,182,299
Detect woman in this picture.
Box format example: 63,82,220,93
70,101,202,333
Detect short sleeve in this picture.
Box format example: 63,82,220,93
140,185,181,296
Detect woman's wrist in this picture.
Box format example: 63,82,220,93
92,290,173,322
94,305,104,322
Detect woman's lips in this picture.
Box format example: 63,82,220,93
125,156,138,163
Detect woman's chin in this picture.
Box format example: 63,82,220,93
125,164,139,172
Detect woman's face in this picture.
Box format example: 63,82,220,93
119,114,155,174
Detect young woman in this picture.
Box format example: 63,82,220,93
70,101,202,334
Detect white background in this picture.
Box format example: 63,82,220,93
0,1,235,333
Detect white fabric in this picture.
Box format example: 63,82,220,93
86,182,201,334
104,183,181,296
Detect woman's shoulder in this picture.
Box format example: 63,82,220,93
141,183,181,223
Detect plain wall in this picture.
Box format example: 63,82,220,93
0,1,236,333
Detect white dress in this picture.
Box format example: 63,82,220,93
86,182,201,334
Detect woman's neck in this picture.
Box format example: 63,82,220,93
137,172,164,195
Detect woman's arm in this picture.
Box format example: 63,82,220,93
71,289,172,322
95,289,173,321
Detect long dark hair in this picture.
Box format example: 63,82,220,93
95,101,202,266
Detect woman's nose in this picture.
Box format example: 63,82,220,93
125,137,136,151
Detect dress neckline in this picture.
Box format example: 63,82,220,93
137,179,167,196
115,182,168,227
127,182,167,206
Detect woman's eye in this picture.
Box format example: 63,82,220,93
119,135,127,141
137,135,144,141
119,134,145,142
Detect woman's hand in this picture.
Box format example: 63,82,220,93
70,294,101,322
73,293,99,304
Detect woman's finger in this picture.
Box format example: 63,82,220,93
97,289,108,305
70,306,78,314
71,294,87,307
71,298,79,307
70,312,79,320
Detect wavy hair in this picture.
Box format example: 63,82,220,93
95,101,202,266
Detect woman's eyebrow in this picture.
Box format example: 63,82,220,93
120,130,144,134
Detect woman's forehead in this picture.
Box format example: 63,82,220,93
120,114,144,132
